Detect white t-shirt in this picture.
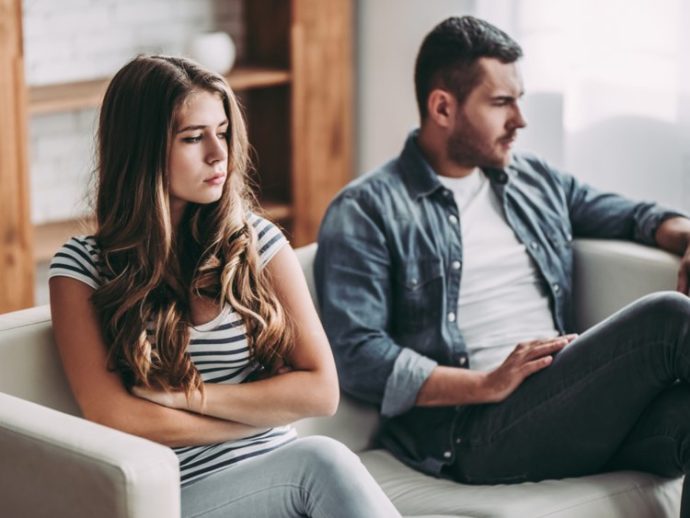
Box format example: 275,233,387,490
438,170,558,372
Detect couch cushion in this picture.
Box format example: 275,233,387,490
360,449,681,518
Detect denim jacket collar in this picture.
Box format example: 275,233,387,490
399,130,513,201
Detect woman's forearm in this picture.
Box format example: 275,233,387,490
178,370,339,427
88,393,268,448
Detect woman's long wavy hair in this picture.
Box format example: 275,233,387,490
92,55,293,395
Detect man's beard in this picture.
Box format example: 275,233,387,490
446,123,513,170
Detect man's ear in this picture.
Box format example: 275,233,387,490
426,89,456,129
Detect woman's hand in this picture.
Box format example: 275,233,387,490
131,385,186,409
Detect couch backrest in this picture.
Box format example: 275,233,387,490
571,239,679,331
0,239,681,452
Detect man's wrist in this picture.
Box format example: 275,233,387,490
470,370,496,404
656,216,690,255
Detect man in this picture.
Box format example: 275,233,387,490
314,14,690,512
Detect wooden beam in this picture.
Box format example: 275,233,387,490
291,0,354,246
0,0,34,312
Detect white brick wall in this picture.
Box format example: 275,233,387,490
24,0,244,224
28,109,96,223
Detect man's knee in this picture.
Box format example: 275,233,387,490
637,291,690,322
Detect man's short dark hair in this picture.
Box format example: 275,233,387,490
414,16,522,119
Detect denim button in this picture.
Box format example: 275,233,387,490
451,260,461,270
458,356,467,366
553,283,560,293
455,437,462,444
447,312,456,322
530,241,539,250
443,450,452,459
448,214,458,224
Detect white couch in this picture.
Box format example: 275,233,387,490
0,239,683,518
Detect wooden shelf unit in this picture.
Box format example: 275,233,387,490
1,0,353,312
29,66,292,115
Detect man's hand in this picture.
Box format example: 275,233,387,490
677,243,690,295
655,216,690,295
482,334,578,403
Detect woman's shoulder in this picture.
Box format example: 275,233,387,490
48,235,104,290
247,212,288,267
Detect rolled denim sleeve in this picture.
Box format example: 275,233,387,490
381,347,437,417
315,189,436,417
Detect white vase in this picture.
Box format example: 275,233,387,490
186,32,236,75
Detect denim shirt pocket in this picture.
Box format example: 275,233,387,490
394,259,444,333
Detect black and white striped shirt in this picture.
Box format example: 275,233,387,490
49,213,297,485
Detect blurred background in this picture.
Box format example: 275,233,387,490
359,0,690,211
2,0,689,311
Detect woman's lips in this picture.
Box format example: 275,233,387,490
204,173,226,185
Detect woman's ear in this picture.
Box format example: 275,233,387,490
426,89,456,129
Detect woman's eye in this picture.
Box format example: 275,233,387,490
217,131,229,140
183,135,203,143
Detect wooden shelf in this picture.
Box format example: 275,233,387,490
4,0,352,311
261,200,293,222
34,200,291,263
227,67,291,91
28,65,292,115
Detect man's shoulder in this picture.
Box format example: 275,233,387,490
333,157,408,206
509,151,555,178
507,151,572,189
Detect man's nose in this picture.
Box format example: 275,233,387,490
513,105,528,129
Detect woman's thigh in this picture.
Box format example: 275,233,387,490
181,435,400,518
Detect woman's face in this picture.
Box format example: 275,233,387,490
168,90,229,222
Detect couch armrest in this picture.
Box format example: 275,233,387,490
572,239,680,331
0,392,180,518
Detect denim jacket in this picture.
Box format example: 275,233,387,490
314,130,686,476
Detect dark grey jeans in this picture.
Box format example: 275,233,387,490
446,291,690,515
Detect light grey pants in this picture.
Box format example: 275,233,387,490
181,435,401,518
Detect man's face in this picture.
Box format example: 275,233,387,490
447,58,526,169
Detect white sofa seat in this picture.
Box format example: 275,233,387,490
0,239,683,517
358,450,680,518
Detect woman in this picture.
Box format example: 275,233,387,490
49,55,400,518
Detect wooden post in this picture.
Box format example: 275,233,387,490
0,0,34,312
291,0,354,246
